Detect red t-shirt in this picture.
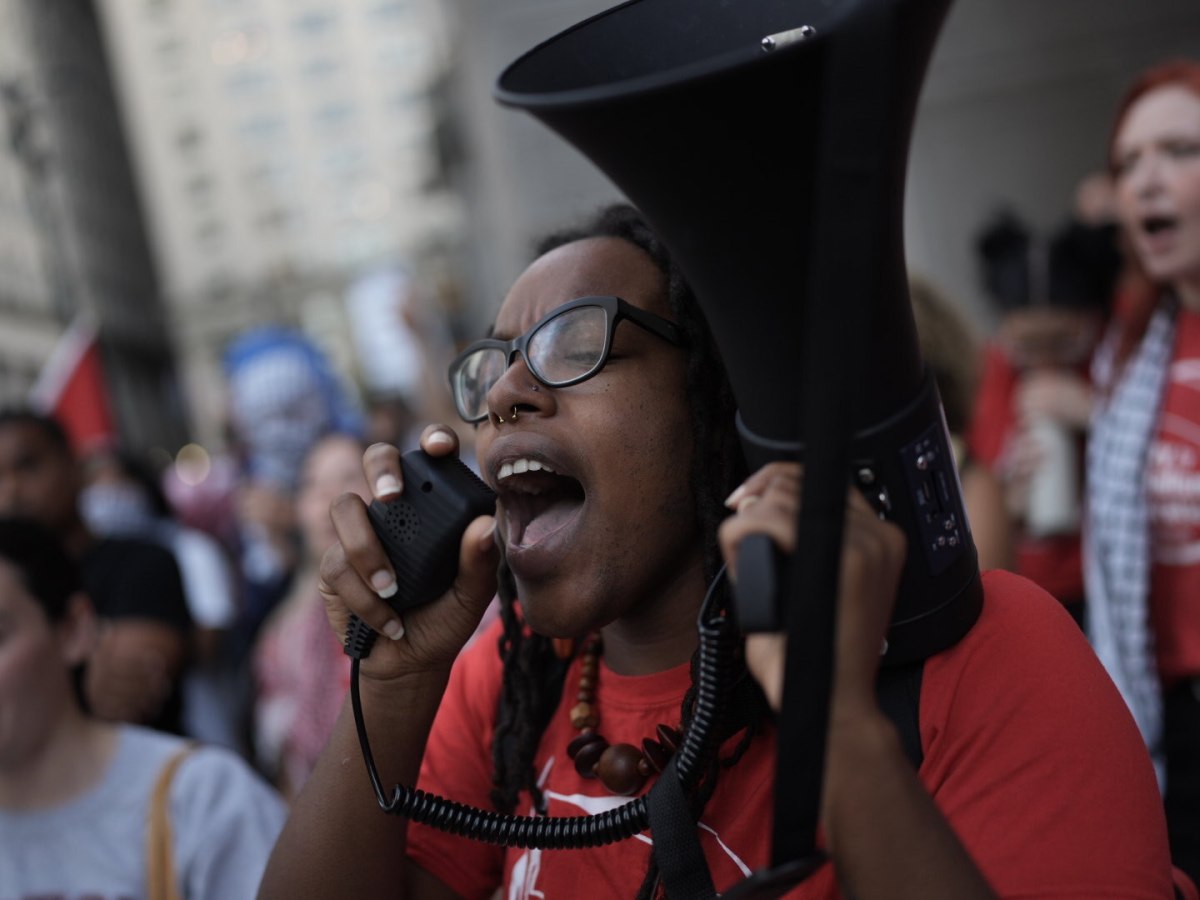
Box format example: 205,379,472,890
406,571,1170,899
1148,309,1200,685
967,346,1087,604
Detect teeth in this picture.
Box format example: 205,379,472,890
497,458,555,481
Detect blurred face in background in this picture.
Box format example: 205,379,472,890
228,349,333,491
1113,83,1200,295
78,452,158,538
0,559,90,771
0,422,79,535
296,433,370,563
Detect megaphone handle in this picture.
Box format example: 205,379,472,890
733,534,784,632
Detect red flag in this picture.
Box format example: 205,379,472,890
28,313,117,454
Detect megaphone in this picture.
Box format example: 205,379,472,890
495,0,982,664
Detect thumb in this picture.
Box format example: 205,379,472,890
448,514,500,617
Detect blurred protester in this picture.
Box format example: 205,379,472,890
221,326,363,654
80,448,242,749
252,431,367,798
967,207,1122,625
909,275,1013,571
0,409,192,734
0,517,285,898
162,449,242,561
1085,59,1200,882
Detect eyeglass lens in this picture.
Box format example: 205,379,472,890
456,304,610,420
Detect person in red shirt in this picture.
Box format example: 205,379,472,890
1085,58,1200,886
968,208,1122,625
259,204,1175,900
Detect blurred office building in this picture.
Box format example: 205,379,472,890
0,0,185,452
95,0,466,449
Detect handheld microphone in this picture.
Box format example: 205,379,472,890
367,450,496,613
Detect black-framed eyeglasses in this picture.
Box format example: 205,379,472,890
448,295,686,423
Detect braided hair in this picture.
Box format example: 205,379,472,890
486,204,770,895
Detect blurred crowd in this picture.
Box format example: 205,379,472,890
0,53,1197,899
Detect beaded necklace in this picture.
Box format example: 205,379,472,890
564,635,683,796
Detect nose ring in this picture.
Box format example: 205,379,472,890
494,406,519,425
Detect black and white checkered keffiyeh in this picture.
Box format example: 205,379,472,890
1085,297,1177,776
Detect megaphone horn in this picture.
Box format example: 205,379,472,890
496,0,981,664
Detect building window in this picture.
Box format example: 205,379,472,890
314,102,355,127
195,219,225,244
368,1,409,22
256,207,292,232
228,69,272,93
184,173,214,199
239,115,285,140
319,146,365,175
292,10,337,34
176,125,203,152
302,58,340,80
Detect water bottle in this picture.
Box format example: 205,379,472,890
1025,418,1080,537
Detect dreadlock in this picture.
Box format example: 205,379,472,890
485,204,771,895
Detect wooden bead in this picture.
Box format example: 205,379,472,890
656,724,682,753
641,737,671,773
569,702,598,729
578,675,595,691
596,743,647,796
567,732,606,759
574,737,608,777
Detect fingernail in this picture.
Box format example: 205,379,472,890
736,495,760,513
480,518,497,551
427,431,454,449
383,618,405,640
724,484,747,508
375,474,401,497
371,570,397,598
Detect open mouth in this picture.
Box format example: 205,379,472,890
1143,214,1178,236
496,458,586,549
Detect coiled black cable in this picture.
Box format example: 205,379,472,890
346,567,734,849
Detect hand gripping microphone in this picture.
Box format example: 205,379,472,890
366,450,497,612
341,449,494,660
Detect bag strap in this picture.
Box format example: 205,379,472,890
646,759,719,900
147,742,199,900
648,661,925,900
